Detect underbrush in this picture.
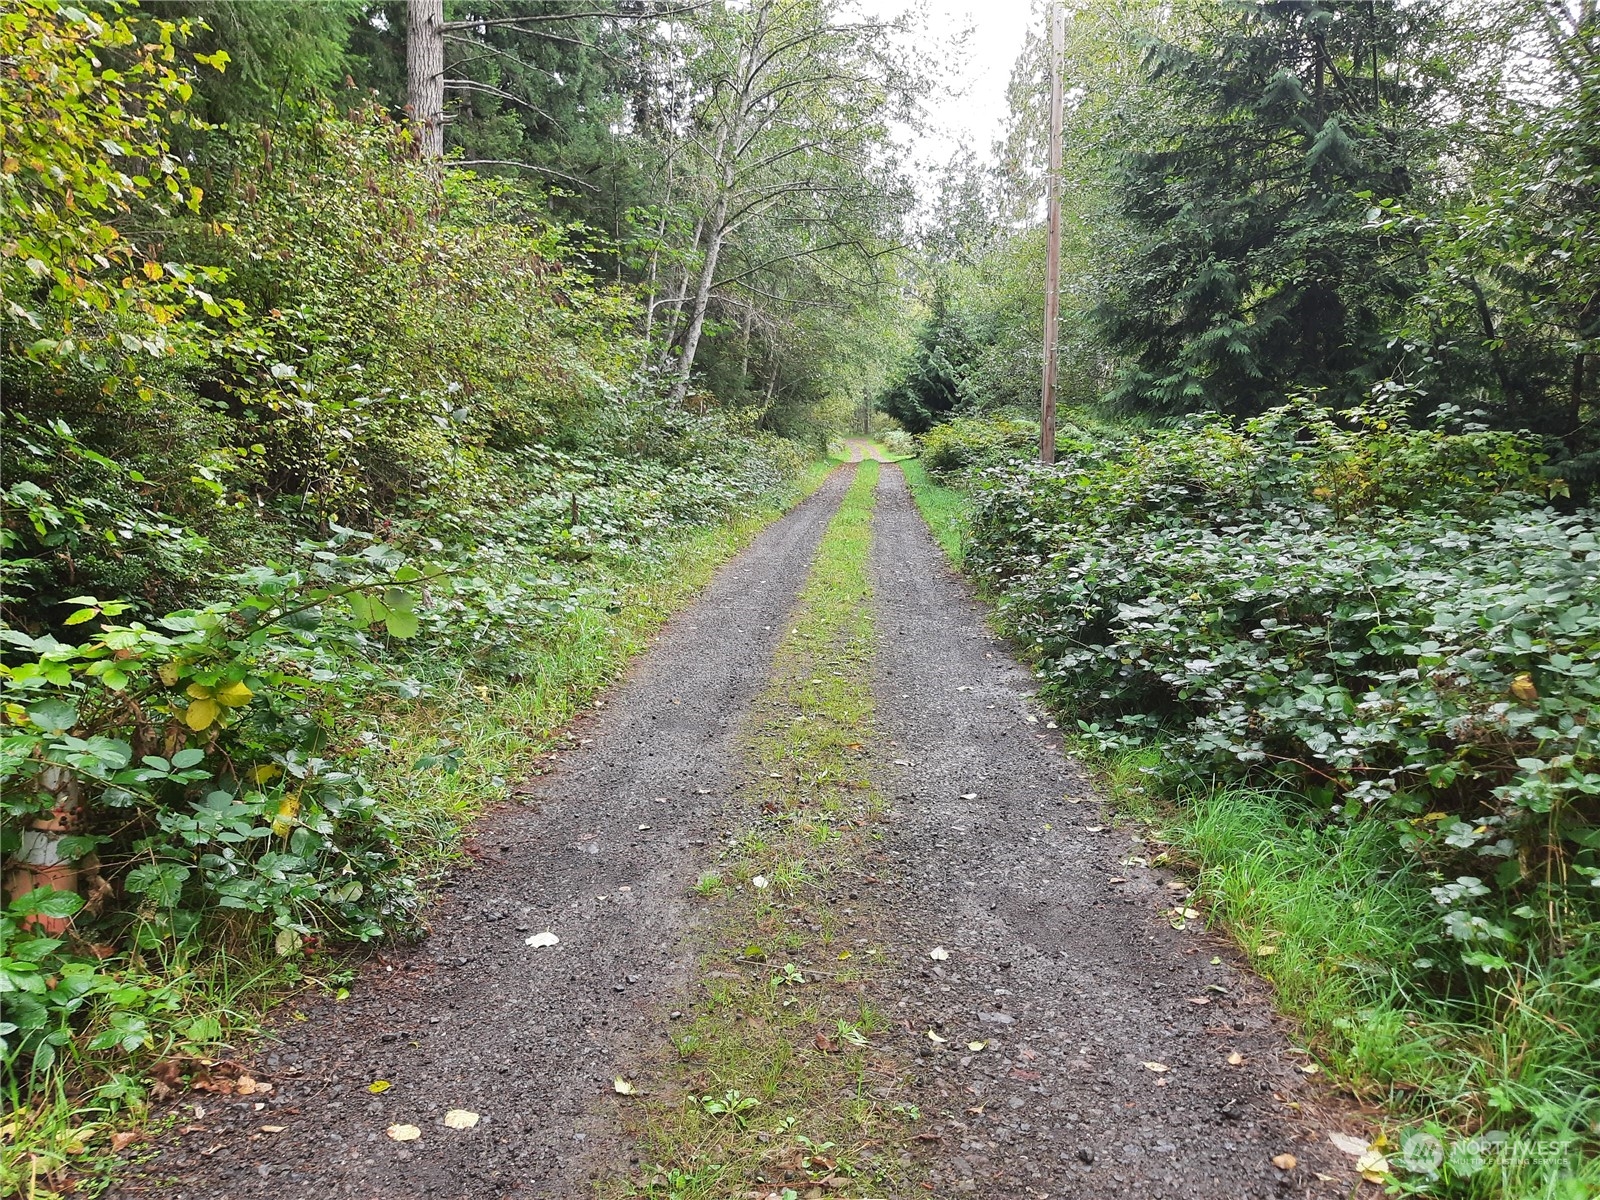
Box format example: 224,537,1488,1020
910,406,1600,1196
1,8,832,1189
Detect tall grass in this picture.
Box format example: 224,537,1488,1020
1164,781,1600,1199
896,460,965,564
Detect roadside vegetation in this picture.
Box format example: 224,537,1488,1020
880,0,1599,1195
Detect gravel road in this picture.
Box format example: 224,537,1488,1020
866,465,1366,1198
114,462,1371,1199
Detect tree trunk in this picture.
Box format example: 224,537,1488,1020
408,0,445,160
670,203,728,405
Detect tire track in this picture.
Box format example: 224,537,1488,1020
865,464,1368,1199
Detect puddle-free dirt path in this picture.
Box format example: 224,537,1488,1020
116,462,1367,1199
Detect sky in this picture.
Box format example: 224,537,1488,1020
861,0,1037,172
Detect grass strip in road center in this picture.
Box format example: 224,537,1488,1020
618,459,918,1200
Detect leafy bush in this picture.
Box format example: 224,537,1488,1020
919,415,1040,475
878,430,916,458
0,4,816,1119
963,404,1597,982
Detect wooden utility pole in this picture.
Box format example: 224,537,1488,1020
407,0,445,160
1039,1,1065,464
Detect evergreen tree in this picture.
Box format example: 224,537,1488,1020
876,287,974,432
1099,0,1443,415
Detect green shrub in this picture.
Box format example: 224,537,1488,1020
878,429,916,458
964,404,1596,983
919,415,1039,475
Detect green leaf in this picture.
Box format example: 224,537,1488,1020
10,887,86,920
26,698,78,734
384,609,420,639
170,747,205,769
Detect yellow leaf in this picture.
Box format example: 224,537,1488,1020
250,763,282,785
158,663,180,686
215,680,253,707
385,1124,421,1142
925,1030,946,1044
368,1080,390,1094
271,793,300,838
184,697,219,731
186,682,211,700
442,1109,479,1130
1141,1061,1169,1073
1509,673,1538,702
612,1077,636,1095
1356,1148,1390,1182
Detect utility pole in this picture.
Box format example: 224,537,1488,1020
1039,1,1064,464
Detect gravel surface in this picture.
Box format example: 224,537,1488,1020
112,469,855,1200
112,461,1377,1199
867,465,1370,1199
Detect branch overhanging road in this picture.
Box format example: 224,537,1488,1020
115,463,1368,1200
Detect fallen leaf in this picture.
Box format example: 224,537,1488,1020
1300,1062,1321,1075
1327,1131,1370,1157
926,1030,947,1044
260,1125,285,1134
442,1109,479,1130
1085,825,1105,833
814,1033,840,1053
751,875,770,889
1356,1148,1391,1182
960,792,978,800
110,1131,140,1153
1255,944,1277,956
1210,955,1222,965
613,1077,636,1095
967,1041,986,1052
386,1124,421,1142
1188,996,1211,1005
1141,1061,1169,1073
369,1080,391,1094
525,931,559,948
1272,1153,1297,1170
928,946,949,961
1227,1052,1245,1066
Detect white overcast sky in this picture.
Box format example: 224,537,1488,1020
861,0,1038,172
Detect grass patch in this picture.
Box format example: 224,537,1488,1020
898,459,968,565
620,460,918,1200
1074,745,1600,1199
0,463,838,1200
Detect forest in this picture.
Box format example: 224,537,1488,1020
0,0,1596,1198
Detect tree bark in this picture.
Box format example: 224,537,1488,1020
408,0,446,160
671,193,729,405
